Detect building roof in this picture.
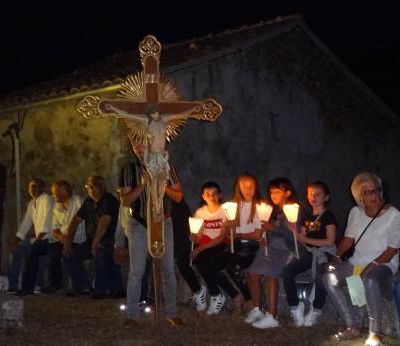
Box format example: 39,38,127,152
0,14,397,123
0,15,304,112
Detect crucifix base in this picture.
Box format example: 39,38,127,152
152,259,162,327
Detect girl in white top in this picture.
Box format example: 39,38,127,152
226,173,263,312
191,182,239,315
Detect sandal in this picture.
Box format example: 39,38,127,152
364,333,382,346
331,327,360,342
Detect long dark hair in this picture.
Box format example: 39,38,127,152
267,177,298,206
232,173,262,225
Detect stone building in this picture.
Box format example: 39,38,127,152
0,15,399,267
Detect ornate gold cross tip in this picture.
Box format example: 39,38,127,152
76,34,223,133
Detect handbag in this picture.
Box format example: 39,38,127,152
342,203,386,260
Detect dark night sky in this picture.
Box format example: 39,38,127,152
1,0,400,113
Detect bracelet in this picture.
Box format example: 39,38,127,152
372,260,379,266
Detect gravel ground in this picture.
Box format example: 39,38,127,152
0,293,399,346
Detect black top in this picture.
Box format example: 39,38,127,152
77,192,119,244
302,210,337,242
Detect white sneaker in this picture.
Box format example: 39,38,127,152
206,294,226,315
290,302,304,327
244,307,264,324
251,313,279,329
303,307,321,327
34,286,44,295
192,285,207,312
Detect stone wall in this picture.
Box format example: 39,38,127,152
0,99,126,271
1,28,400,270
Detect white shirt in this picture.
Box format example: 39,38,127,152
345,205,400,273
236,202,261,242
16,193,53,240
51,194,86,244
194,205,226,240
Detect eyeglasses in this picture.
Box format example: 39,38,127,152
362,188,381,197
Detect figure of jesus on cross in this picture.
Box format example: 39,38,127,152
100,100,202,222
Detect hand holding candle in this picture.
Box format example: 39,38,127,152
283,203,300,258
256,202,273,256
189,217,204,266
222,202,238,254
256,202,273,222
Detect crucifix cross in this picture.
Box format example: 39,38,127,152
77,34,222,327
98,35,219,123
77,34,222,257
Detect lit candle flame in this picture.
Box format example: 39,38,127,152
189,217,203,234
256,202,273,222
222,201,238,221
283,203,300,223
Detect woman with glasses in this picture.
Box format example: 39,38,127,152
323,172,400,346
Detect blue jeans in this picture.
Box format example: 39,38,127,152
126,218,177,320
8,239,45,290
66,240,122,294
21,239,49,292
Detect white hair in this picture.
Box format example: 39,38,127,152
350,172,383,206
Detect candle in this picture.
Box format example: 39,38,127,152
283,203,300,223
283,203,300,259
222,201,237,254
189,217,204,234
188,217,203,266
256,202,273,222
222,201,238,221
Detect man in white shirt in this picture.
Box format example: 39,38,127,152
9,178,53,296
44,180,87,294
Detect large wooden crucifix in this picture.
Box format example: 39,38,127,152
77,35,221,258
76,35,222,324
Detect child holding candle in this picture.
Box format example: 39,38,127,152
191,182,240,315
282,181,337,327
246,177,300,329
225,173,263,312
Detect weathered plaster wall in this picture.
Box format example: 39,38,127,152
0,97,126,269
0,114,16,271
167,29,400,228
19,101,125,188
1,27,399,261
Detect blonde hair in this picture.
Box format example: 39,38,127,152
350,172,383,206
232,173,261,225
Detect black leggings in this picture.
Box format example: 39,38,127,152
195,245,238,298
281,249,328,309
226,241,258,300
